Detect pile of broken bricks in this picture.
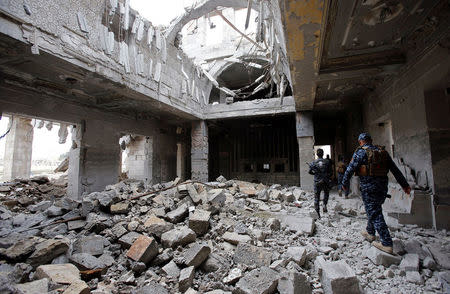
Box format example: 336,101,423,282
0,175,449,294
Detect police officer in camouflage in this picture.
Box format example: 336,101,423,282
309,148,332,218
342,133,411,254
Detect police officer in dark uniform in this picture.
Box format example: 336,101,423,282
309,148,332,218
342,133,411,254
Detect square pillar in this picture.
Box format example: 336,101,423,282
67,120,120,199
3,116,34,181
296,112,315,191
191,121,208,182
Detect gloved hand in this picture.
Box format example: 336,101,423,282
403,186,411,195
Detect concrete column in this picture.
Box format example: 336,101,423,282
67,120,120,199
3,116,34,181
177,142,187,181
296,112,314,191
191,120,208,182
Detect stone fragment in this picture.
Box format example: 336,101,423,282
69,253,105,270
46,205,64,217
161,227,196,248
216,175,227,183
208,189,226,205
144,215,174,238
267,218,280,230
0,237,42,262
15,278,49,294
133,282,170,294
179,266,195,292
187,184,201,204
233,243,272,267
118,232,141,249
400,253,419,272
184,243,211,267
423,256,437,270
321,260,359,294
28,201,52,212
393,239,406,255
365,246,401,267
277,271,311,294
165,204,189,223
222,232,251,245
73,235,104,256
189,209,211,235
28,238,70,267
428,244,450,270
283,215,315,236
257,189,269,201
35,263,80,284
223,268,242,285
110,202,129,214
126,235,158,264
406,271,423,284
202,253,230,273
234,267,279,294
63,280,90,294
284,246,307,266
162,260,180,278
111,223,127,238
282,191,295,202
403,239,431,261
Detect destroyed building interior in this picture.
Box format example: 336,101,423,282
0,0,449,293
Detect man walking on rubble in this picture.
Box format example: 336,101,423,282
336,155,349,198
342,133,411,254
309,148,332,218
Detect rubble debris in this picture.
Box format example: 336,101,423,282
0,177,448,293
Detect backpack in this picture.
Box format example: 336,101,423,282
356,146,389,177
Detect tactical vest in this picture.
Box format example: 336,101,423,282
355,145,389,177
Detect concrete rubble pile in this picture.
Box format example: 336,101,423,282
0,176,449,294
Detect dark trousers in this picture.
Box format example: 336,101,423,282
361,193,392,246
314,181,329,209
337,173,349,196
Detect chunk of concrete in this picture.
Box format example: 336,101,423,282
428,244,450,270
321,260,359,294
162,260,180,278
179,266,195,292
110,202,129,214
208,189,226,205
133,282,170,294
223,268,242,285
233,243,272,267
222,232,251,245
35,263,80,284
234,266,279,294
126,235,158,264
189,209,211,235
277,271,311,294
0,237,42,262
118,232,141,249
161,227,196,248
28,238,70,267
187,184,201,204
69,253,104,270
73,235,105,256
15,278,49,294
184,243,211,267
144,215,174,238
284,246,307,266
165,204,189,223
399,253,419,272
365,246,401,267
62,280,90,294
283,215,315,236
406,271,423,284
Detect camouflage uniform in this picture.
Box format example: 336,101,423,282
309,157,332,213
342,143,409,246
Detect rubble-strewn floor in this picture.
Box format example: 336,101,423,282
0,176,449,294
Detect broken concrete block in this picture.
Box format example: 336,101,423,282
234,266,279,294
118,232,141,249
406,271,423,284
165,204,188,223
284,246,307,266
15,278,49,294
110,202,129,214
111,223,128,238
267,218,280,230
283,215,315,236
62,279,90,294
277,271,311,294
0,237,42,262
35,264,80,284
133,282,170,294
233,243,272,267
179,266,195,292
28,238,70,267
73,235,105,256
126,235,158,264
208,189,226,205
184,243,211,267
321,260,359,294
161,227,196,248
257,189,269,201
28,201,52,212
144,215,174,238
365,246,401,267
282,191,295,202
222,232,251,245
69,253,105,271
400,253,420,272
162,260,180,278
187,184,201,204
223,268,242,285
423,256,437,270
428,244,450,270
189,209,211,235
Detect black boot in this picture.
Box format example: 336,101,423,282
315,203,321,219
323,205,328,213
